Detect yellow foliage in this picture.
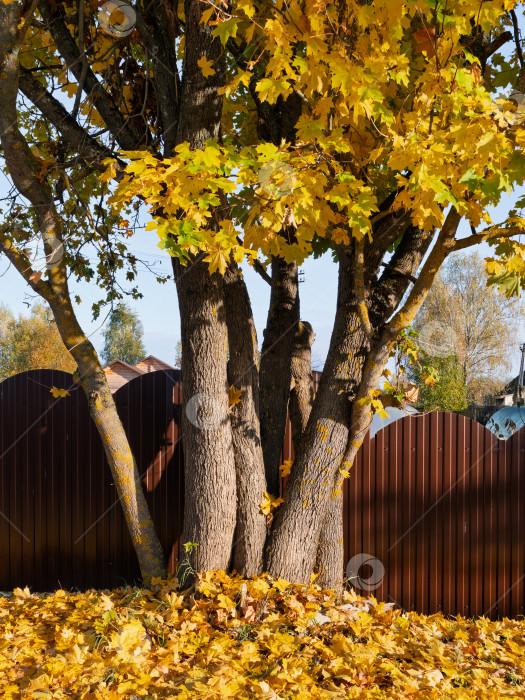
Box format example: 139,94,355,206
95,0,525,281
1,572,525,698
197,56,216,78
49,386,70,399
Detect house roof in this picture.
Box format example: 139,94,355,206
103,360,144,375
134,355,175,370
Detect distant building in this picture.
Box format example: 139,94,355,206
494,375,523,407
103,355,175,392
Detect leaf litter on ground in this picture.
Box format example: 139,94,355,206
0,570,524,698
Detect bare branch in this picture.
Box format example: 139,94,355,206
38,1,142,150
510,11,523,68
19,69,116,167
252,258,272,285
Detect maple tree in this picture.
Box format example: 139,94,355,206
1,0,525,589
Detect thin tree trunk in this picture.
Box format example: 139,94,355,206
224,263,267,576
51,310,167,584
259,258,299,496
0,4,165,584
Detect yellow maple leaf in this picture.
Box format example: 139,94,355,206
228,385,242,407
50,387,70,399
110,620,151,655
204,247,228,275
279,459,292,477
197,56,216,78
260,491,284,515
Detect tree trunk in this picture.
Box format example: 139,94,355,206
259,258,300,496
170,0,238,575
290,320,345,591
173,259,237,573
0,6,165,585
224,263,267,576
266,247,369,583
50,308,167,584
314,481,344,591
289,320,315,455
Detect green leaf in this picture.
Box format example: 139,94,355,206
213,18,240,46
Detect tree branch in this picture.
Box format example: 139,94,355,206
452,225,523,252
252,258,272,285
19,68,116,167
142,2,180,156
385,208,462,340
38,1,142,150
369,226,434,327
0,233,53,299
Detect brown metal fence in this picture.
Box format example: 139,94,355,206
0,369,183,591
1,370,524,619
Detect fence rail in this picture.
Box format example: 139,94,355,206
1,370,524,618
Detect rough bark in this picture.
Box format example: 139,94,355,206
314,480,344,590
173,258,237,573
259,258,300,496
171,0,237,575
266,213,452,586
289,320,315,455
224,263,267,576
266,246,370,583
313,225,439,589
289,320,345,591
0,4,165,584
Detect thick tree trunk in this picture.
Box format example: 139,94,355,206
314,482,344,591
171,0,238,575
224,263,267,576
290,320,345,591
0,8,165,585
259,258,300,495
289,320,315,455
266,247,369,583
174,259,237,573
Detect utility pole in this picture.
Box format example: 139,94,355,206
518,343,525,406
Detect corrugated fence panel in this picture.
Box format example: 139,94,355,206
1,372,525,618
344,412,525,618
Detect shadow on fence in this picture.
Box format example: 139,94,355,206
1,369,524,619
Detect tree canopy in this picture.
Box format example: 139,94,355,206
101,302,146,366
411,252,518,407
0,303,76,381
